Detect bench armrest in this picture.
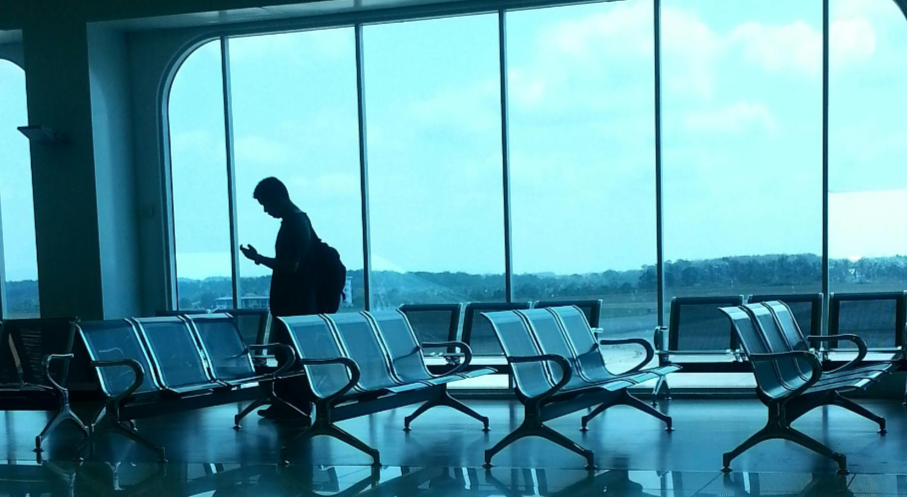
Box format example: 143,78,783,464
248,344,296,377
42,353,74,396
508,354,572,403
91,359,146,403
599,338,654,375
807,334,867,373
297,357,360,403
748,350,822,400
422,341,473,375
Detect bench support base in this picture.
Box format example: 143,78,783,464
722,419,846,475
35,397,88,453
403,390,489,432
280,407,380,467
484,403,594,470
580,390,673,432
234,381,310,429
76,416,167,463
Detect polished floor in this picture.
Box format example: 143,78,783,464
3,462,907,496
1,398,906,495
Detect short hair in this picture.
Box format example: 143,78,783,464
253,177,290,202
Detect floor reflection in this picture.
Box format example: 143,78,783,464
0,461,901,496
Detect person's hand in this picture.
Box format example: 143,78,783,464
240,244,260,264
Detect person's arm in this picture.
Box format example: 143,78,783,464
241,246,298,273
241,216,312,273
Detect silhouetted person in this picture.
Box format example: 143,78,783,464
241,177,346,421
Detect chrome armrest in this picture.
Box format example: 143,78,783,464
249,344,296,377
807,334,867,373
91,359,146,404
42,353,74,395
508,354,572,403
598,337,655,374
422,341,473,375
296,357,360,403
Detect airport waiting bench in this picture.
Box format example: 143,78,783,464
156,308,272,364
482,306,677,469
275,310,493,465
0,317,89,453
75,314,297,462
719,301,892,474
654,294,824,404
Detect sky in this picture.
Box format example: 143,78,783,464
3,0,907,288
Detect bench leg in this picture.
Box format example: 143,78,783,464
280,421,380,467
404,390,489,432
652,375,670,407
485,418,594,470
620,392,673,431
35,406,89,453
722,422,846,475
580,401,613,432
832,393,886,434
77,419,166,463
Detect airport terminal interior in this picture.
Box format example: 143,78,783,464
2,0,907,494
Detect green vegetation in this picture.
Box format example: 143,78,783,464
171,254,907,312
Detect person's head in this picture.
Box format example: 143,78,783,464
253,177,293,218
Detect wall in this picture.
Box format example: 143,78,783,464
22,15,105,319
87,26,143,317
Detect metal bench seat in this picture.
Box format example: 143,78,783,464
0,318,89,454
719,301,891,474
276,312,490,466
481,310,657,470
517,308,675,432
75,318,295,462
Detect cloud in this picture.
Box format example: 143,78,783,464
234,135,292,166
830,18,876,68
730,21,822,75
684,102,777,134
170,129,221,154
408,78,501,134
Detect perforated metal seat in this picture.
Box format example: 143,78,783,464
719,301,889,474
131,317,219,394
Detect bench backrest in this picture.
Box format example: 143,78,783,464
828,292,906,351
367,310,433,384
398,303,462,344
668,296,744,353
0,318,76,387
482,310,556,399
329,313,399,391
77,320,161,396
742,303,813,383
516,308,589,389
546,306,617,380
719,306,801,398
463,302,533,356
748,293,822,338
185,313,257,382
535,300,603,329
277,315,353,399
131,317,213,390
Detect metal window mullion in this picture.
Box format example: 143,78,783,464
0,203,7,318
220,37,242,310
654,0,665,327
821,0,830,335
498,10,514,304
355,24,373,311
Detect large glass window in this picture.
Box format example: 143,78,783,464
829,0,907,292
507,0,657,367
364,15,506,310
0,59,40,318
228,29,364,310
168,41,233,310
662,0,823,308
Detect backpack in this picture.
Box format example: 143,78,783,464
316,242,347,313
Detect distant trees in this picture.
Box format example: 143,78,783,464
11,253,901,314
